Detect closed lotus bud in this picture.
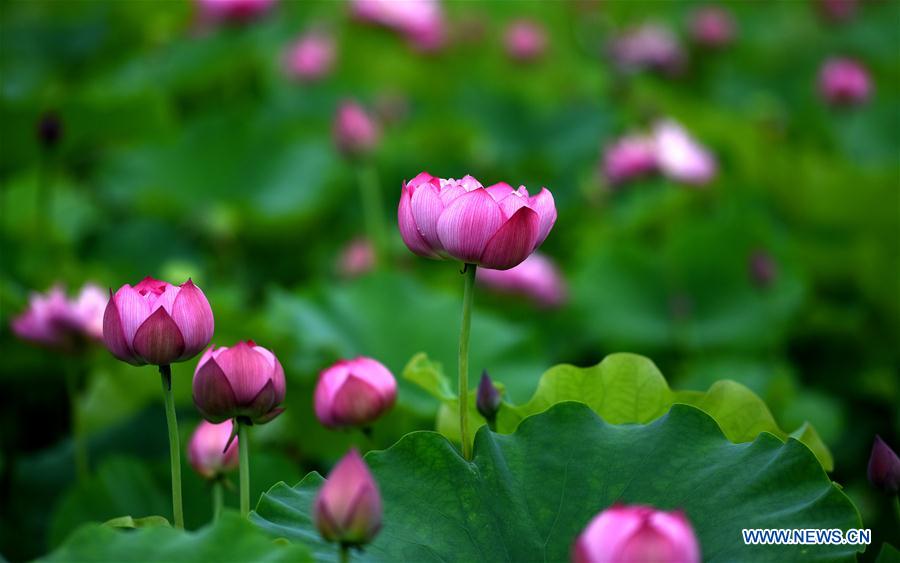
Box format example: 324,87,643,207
187,420,239,480
284,31,335,83
652,120,717,186
689,7,736,49
103,277,214,367
477,253,567,308
398,172,557,270
573,504,701,563
476,370,501,421
192,340,286,424
36,111,63,150
314,448,382,546
819,57,871,107
12,283,106,352
504,19,547,63
197,0,276,24
602,134,658,186
749,250,778,288
867,435,900,494
315,357,397,429
334,101,380,158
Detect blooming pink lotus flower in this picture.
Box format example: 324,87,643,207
314,448,382,546
610,23,685,75
573,504,701,563
12,283,106,351
351,0,445,51
284,31,335,83
504,19,547,62
197,0,276,24
315,357,397,429
868,435,900,494
192,340,286,424
602,134,658,186
398,172,557,270
477,253,567,308
334,101,380,158
338,238,376,278
652,120,717,186
689,6,736,48
187,420,239,480
819,57,872,107
103,277,214,367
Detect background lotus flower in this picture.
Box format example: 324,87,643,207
315,357,397,429
573,504,701,563
102,277,214,367
816,0,858,24
12,283,106,351
504,19,547,62
689,6,736,48
187,420,239,480
602,134,658,186
193,340,286,424
337,237,376,278
351,0,445,51
819,57,871,107
314,448,382,546
398,172,557,270
477,252,567,308
610,23,685,75
653,120,717,186
284,31,335,82
334,101,380,158
867,435,900,494
196,0,276,24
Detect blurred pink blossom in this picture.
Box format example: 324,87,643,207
351,0,446,51
689,6,736,48
334,101,381,158
602,134,657,186
816,0,858,24
196,0,276,24
12,283,106,351
652,120,717,186
610,23,684,75
477,253,567,308
338,238,376,278
187,420,239,480
819,57,872,107
284,31,335,82
504,19,547,62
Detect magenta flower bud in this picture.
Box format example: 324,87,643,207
476,370,501,421
819,57,871,107
689,7,736,49
187,420,239,480
652,120,717,186
573,504,701,563
196,0,276,24
477,253,567,308
868,435,900,494
283,31,335,83
103,277,214,367
334,101,380,158
314,448,382,546
504,19,547,63
12,283,106,352
315,357,397,429
602,134,658,186
749,250,778,288
398,172,557,270
338,238,376,279
36,111,63,150
610,23,685,76
192,341,285,424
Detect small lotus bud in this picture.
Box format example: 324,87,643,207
333,101,380,158
819,57,871,107
749,250,778,288
315,357,397,429
192,341,286,425
573,504,701,563
476,370,502,421
504,19,547,63
314,448,382,546
337,238,376,279
283,30,335,83
12,283,106,352
867,435,900,494
36,111,63,150
187,420,239,480
688,7,736,49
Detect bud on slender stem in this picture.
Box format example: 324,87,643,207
314,448,382,548
868,435,900,495
476,370,502,427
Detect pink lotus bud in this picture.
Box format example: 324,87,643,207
689,6,736,49
192,340,286,424
819,57,871,107
187,420,239,480
334,101,380,158
477,253,567,308
573,504,701,563
868,435,900,494
314,448,382,546
816,0,858,24
602,134,658,186
283,31,335,83
476,370,501,421
196,0,276,24
351,0,446,52
652,120,717,186
504,19,547,63
338,238,376,278
397,172,557,270
12,283,106,352
103,277,214,367
610,23,685,75
315,357,396,429
748,250,778,288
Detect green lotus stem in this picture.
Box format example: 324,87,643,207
212,480,224,522
339,544,350,563
458,264,477,460
357,163,388,265
159,365,184,529
65,365,88,483
894,496,900,529
238,419,250,517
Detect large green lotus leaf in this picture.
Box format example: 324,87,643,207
41,511,311,562
405,352,833,470
251,403,861,562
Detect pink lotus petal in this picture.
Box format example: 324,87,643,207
479,206,540,270
409,180,446,250
436,188,504,263
398,185,440,258
132,308,186,366
171,280,215,360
